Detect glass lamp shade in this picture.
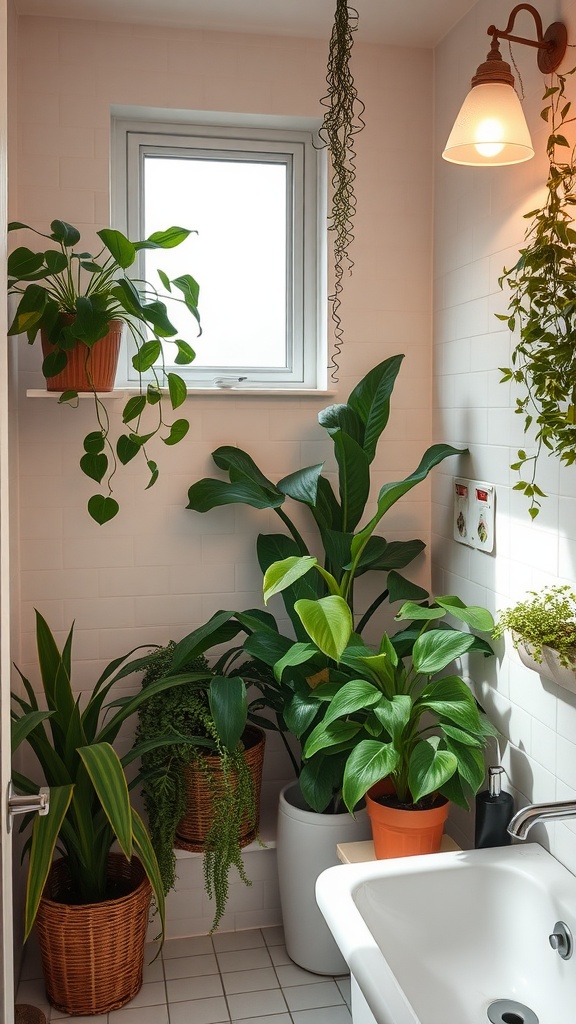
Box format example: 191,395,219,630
442,81,534,166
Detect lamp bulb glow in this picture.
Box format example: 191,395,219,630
474,118,505,158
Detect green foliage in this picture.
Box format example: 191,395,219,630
264,560,496,814
9,611,212,942
494,584,576,666
7,219,201,524
498,67,576,517
135,638,258,932
188,355,465,637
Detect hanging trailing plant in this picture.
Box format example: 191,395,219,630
318,0,365,380
498,64,576,517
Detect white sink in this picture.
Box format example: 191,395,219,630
316,843,576,1024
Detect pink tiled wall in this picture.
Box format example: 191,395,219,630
433,0,576,868
12,14,435,934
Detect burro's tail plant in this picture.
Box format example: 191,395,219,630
263,557,496,814
187,354,466,636
10,611,220,942
8,219,201,524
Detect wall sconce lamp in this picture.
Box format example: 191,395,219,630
442,3,567,166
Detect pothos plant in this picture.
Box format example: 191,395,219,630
498,65,576,518
8,219,201,524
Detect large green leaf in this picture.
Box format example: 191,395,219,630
97,228,136,269
372,694,411,743
273,642,319,681
131,808,165,942
208,676,247,752
353,538,426,574
187,479,284,512
418,676,483,731
24,784,74,940
78,743,133,860
11,711,53,753
211,446,278,492
295,596,352,662
350,444,464,569
412,630,476,675
277,464,324,506
263,556,317,603
408,738,458,804
434,596,495,633
333,430,370,532
321,679,382,729
304,719,362,759
299,753,348,813
387,571,429,604
347,354,404,463
318,403,364,445
342,740,398,812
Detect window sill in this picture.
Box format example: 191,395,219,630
26,387,337,399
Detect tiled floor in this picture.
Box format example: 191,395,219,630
16,926,352,1024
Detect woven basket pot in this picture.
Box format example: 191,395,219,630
35,853,151,1016
40,317,123,393
175,725,265,852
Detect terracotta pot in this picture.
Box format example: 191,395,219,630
40,317,123,392
366,780,449,859
35,854,151,1015
175,725,265,851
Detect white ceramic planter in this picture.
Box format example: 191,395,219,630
276,782,371,975
516,637,576,693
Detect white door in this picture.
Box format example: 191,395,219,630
0,0,13,1018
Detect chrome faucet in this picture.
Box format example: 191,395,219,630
507,800,576,840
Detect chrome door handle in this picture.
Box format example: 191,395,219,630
7,781,50,832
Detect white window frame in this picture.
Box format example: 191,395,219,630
111,111,327,390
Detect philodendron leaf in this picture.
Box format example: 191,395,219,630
263,556,317,603
434,595,495,633
273,642,319,682
412,629,476,676
347,354,404,463
396,602,445,622
294,595,352,662
79,453,108,483
187,479,284,512
146,460,159,489
163,418,189,445
97,228,136,269
304,719,362,759
87,495,119,525
167,372,187,409
321,679,382,729
408,738,458,804
116,435,140,465
342,739,398,813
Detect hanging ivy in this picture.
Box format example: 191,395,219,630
498,64,576,517
318,0,365,381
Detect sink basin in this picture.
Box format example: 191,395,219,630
316,843,576,1024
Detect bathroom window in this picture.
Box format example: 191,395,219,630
112,114,326,390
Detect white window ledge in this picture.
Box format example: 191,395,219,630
27,388,337,399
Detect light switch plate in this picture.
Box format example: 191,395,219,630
453,478,495,553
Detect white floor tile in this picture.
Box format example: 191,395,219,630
336,976,352,1005
50,1014,108,1023
231,1017,291,1024
291,1007,352,1024
217,947,272,973
268,945,292,967
168,995,230,1024
163,952,219,979
275,963,332,987
109,1006,169,1024
222,967,279,995
118,981,166,1008
167,973,223,1003
261,925,285,947
142,956,164,983
212,929,266,951
283,981,345,1012
162,935,213,958
226,988,288,1020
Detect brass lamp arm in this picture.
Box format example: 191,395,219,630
487,3,567,73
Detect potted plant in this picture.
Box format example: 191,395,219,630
8,218,201,524
133,636,266,933
497,67,576,518
494,584,576,691
10,610,213,1015
263,558,496,853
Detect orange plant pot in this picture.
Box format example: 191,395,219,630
41,318,123,393
366,780,449,859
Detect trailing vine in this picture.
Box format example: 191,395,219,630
318,0,365,382
498,62,576,517
136,643,257,931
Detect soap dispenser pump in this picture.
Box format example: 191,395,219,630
475,766,514,849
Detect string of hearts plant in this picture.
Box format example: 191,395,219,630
498,63,576,518
8,219,201,524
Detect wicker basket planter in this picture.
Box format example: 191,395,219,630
175,724,265,851
40,317,122,393
35,853,151,1016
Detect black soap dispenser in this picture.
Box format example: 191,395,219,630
474,766,514,848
